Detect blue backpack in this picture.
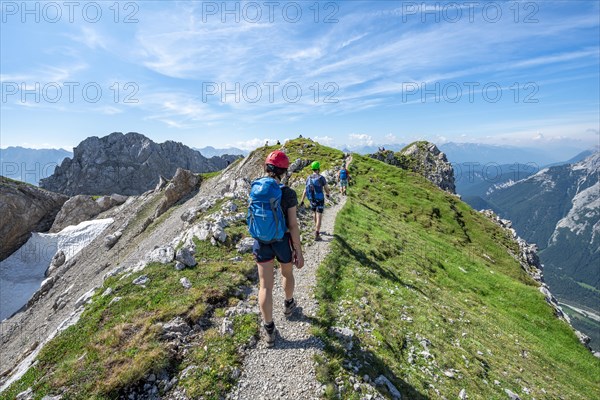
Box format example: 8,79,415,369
339,168,347,180
306,174,325,201
247,177,287,243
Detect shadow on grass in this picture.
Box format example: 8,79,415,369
334,234,427,297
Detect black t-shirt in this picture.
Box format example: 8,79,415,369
281,186,298,229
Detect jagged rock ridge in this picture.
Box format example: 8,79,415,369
40,132,240,196
370,141,456,193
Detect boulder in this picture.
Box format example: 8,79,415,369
50,249,66,268
374,375,401,399
154,168,201,218
162,316,191,340
50,195,104,232
180,277,192,289
236,238,255,254
104,231,122,250
176,246,197,267
147,246,175,264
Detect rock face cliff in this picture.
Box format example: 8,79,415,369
0,177,68,260
370,141,456,193
39,132,239,196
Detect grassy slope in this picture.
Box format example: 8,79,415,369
314,154,600,399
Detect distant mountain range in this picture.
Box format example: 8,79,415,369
339,144,406,154
194,146,248,157
0,147,72,186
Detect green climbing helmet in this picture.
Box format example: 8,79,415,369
311,161,320,170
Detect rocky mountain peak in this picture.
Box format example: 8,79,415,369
39,132,239,196
370,141,456,193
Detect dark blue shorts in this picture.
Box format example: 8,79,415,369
253,232,293,264
310,199,325,213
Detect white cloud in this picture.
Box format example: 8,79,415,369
71,27,108,50
314,136,335,146
533,132,544,140
235,138,278,151
349,133,374,146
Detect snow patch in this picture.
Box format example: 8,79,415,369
486,179,517,195
0,218,113,321
551,182,600,242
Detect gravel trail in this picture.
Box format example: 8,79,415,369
229,195,347,400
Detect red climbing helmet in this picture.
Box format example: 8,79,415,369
265,150,290,169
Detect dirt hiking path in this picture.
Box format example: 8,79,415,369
228,195,347,400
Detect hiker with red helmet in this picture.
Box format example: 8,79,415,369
247,150,304,347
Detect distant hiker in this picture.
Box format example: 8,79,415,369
276,140,281,145
337,165,350,196
300,161,331,241
247,150,304,347
265,140,269,147
298,134,303,138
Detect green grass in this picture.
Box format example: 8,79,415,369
576,281,600,294
1,202,259,400
314,153,600,399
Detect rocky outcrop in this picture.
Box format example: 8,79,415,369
40,132,240,196
153,168,201,218
0,177,68,260
50,194,127,232
371,141,456,193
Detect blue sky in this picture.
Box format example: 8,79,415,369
1,0,599,156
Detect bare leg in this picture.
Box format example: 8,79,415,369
257,261,275,323
316,212,323,234
280,262,295,300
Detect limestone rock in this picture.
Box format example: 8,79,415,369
40,132,239,196
104,231,122,250
235,238,254,254
50,195,104,232
0,177,68,260
162,316,191,340
176,246,197,267
371,141,456,193
374,375,401,399
50,249,66,268
147,246,175,264
180,277,192,289
154,168,201,218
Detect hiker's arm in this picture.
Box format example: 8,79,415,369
287,206,304,268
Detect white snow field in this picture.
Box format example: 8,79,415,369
0,218,113,321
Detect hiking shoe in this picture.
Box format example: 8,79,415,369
262,324,276,348
284,298,297,317
315,232,322,241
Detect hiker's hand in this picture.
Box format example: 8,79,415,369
294,251,304,269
